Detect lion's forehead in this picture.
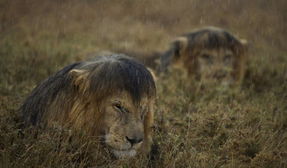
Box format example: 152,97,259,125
199,48,234,56
107,92,151,105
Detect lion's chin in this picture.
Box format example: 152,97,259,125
111,149,137,159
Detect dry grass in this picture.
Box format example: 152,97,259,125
0,0,287,167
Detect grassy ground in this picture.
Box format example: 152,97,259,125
0,0,286,167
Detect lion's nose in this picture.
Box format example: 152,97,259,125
126,136,143,146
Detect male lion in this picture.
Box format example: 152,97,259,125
160,27,247,87
21,54,156,159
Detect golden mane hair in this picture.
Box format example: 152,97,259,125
21,54,156,135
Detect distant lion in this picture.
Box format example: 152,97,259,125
160,27,247,87
21,54,156,159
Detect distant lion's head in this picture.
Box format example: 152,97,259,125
21,54,156,159
161,27,248,87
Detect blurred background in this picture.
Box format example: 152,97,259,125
1,0,286,72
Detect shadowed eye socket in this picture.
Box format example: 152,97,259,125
201,54,211,59
113,102,129,113
200,54,213,64
223,54,233,63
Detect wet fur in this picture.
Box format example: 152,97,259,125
21,54,156,135
160,27,247,85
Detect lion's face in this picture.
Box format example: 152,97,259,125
196,48,235,87
99,92,150,159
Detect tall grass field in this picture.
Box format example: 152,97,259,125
0,0,286,167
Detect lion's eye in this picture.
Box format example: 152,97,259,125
202,54,211,59
114,104,122,110
113,103,129,113
201,54,213,64
223,54,232,64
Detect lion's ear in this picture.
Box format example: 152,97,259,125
239,39,249,54
69,69,90,91
147,67,157,82
240,39,248,46
172,37,188,59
